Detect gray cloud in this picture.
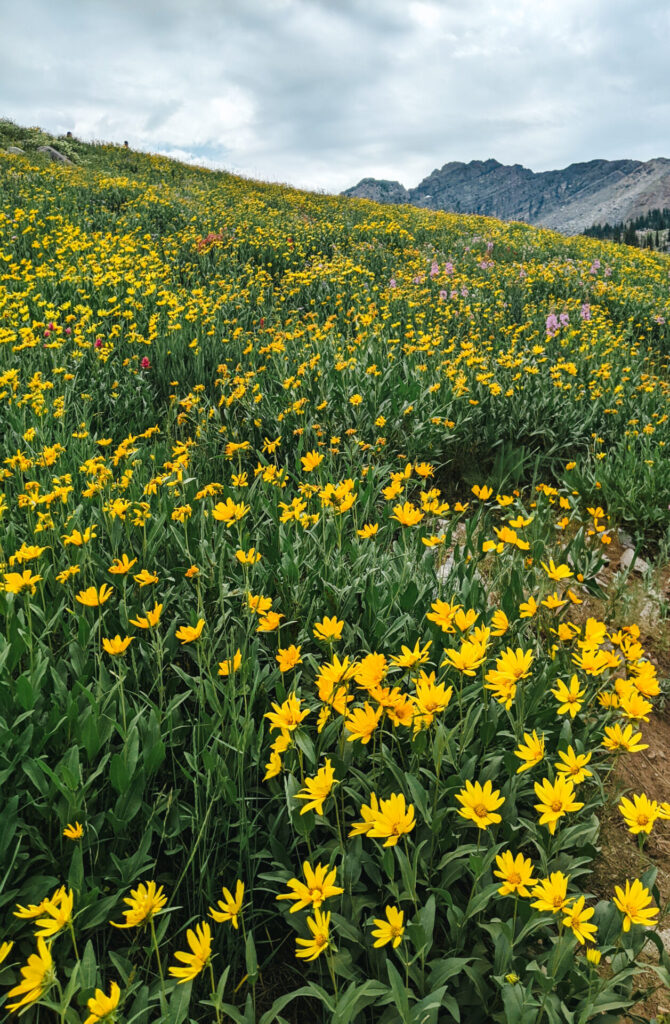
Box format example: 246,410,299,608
1,0,669,192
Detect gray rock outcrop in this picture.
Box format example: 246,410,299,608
341,178,410,205
36,146,72,164
343,157,670,234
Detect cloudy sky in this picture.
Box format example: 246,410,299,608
3,0,670,192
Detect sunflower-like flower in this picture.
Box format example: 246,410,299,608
530,871,570,914
129,602,163,629
513,730,545,774
602,722,648,753
295,760,338,816
554,746,592,784
344,702,382,744
390,639,432,670
455,779,505,830
34,888,74,939
209,880,245,929
494,850,537,897
3,570,43,595
391,501,424,527
84,981,121,1024
613,879,659,932
276,862,343,913
350,792,415,846
63,821,84,840
295,909,331,961
102,634,134,656
371,906,405,948
551,675,585,717
442,639,486,677
76,584,113,607
562,896,597,944
485,647,534,690
313,616,344,642
6,939,54,1012
212,498,250,526
110,881,168,929
175,619,205,644
168,922,212,983
264,693,310,733
618,793,659,835
534,776,584,834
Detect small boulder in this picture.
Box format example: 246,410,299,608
36,145,72,164
619,548,650,574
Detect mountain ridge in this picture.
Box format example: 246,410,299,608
342,157,670,234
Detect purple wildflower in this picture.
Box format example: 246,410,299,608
546,313,560,337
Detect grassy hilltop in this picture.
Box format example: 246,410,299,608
0,121,669,1023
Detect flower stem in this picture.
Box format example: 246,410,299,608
68,919,80,961
150,916,165,991
209,960,223,1024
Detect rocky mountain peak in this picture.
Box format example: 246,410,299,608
343,157,670,234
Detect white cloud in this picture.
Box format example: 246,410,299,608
1,0,669,192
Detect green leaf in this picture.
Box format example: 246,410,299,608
427,957,472,990
410,986,452,1024
167,979,192,1024
79,939,98,990
464,882,499,921
68,844,84,893
386,959,412,1022
502,981,540,1024
245,929,258,983
258,983,333,1024
331,980,388,1024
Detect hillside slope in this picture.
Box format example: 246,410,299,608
1,121,670,1024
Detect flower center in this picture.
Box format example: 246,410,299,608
638,815,649,826
474,804,488,818
509,871,521,885
315,933,326,947
310,888,322,900
551,800,562,812
552,896,564,908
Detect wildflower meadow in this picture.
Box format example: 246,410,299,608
0,122,669,1023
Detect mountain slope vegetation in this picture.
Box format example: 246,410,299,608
0,121,669,1023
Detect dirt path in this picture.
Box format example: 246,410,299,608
585,535,670,1021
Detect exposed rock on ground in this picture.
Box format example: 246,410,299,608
36,145,72,164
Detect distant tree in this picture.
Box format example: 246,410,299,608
583,207,670,247
623,224,638,246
